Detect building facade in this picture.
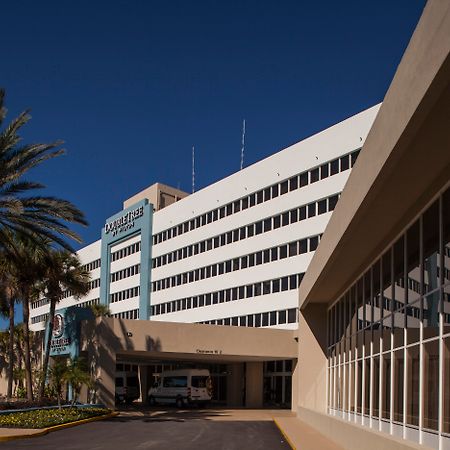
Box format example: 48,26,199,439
30,105,379,333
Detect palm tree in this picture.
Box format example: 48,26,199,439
38,250,90,399
89,303,111,318
64,358,92,407
0,89,88,251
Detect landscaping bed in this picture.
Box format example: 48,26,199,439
0,407,110,429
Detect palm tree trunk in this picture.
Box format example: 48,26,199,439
39,298,56,399
21,295,34,401
7,299,14,399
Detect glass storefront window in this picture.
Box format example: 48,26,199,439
382,352,391,420
423,339,439,431
406,344,420,426
373,356,380,418
393,349,404,423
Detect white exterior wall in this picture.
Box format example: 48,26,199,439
29,104,380,332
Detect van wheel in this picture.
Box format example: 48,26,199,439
148,396,156,406
175,397,184,409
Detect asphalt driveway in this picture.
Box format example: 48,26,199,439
1,409,291,449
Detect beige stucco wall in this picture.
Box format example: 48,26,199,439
123,182,188,210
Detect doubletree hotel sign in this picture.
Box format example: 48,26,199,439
46,306,94,358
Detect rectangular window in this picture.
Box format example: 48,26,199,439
273,215,281,229
282,212,290,227
310,236,319,251
249,193,256,207
340,155,350,171
241,255,248,269
242,197,249,210
318,199,327,215
321,163,329,179
351,150,360,166
289,241,298,256
281,276,289,291
263,281,271,295
299,172,308,187
271,184,279,198
256,252,263,265
287,308,296,323
257,190,264,204
233,258,240,271
263,218,272,232
310,168,319,183
255,221,263,235
264,187,271,202
280,180,289,195
233,200,241,213
329,195,339,211
279,310,286,324
280,245,288,259
290,208,298,224
263,249,270,263
308,203,316,218
226,204,233,216
289,176,298,191
271,247,278,261
330,159,339,175
247,224,255,237
273,279,280,293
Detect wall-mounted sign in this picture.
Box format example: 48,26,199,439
104,205,144,236
196,349,223,355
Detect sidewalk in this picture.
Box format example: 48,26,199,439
273,415,344,450
0,427,46,441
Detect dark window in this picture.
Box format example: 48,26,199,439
289,241,298,256
289,274,298,289
330,159,339,175
281,277,289,291
239,286,245,299
220,234,226,246
255,221,263,235
248,254,255,267
246,285,254,298
247,224,255,237
207,239,212,250
254,283,262,296
263,249,270,263
232,317,238,326
300,172,308,187
257,190,264,204
232,287,238,301
321,163,329,179
233,229,239,242
239,227,246,240
262,313,269,327
247,315,254,327
329,195,339,211
273,215,281,229
289,176,298,191
271,184,279,198
271,247,278,261
310,236,319,251
249,193,256,207
218,262,224,275
310,168,319,183
264,187,271,202
279,310,287,324
340,155,350,171
255,314,261,327
280,245,288,259
234,200,241,213
233,258,240,271
299,239,307,254
219,207,226,218
207,212,212,223
214,236,220,248
351,150,360,166
263,281,271,295
318,199,327,215
226,231,232,244
242,197,249,210
225,260,232,273
264,218,272,232
288,308,297,323
226,204,233,216
308,203,316,218
280,180,289,195
270,311,277,326
299,206,306,220
282,212,290,226
290,209,298,223
256,252,263,265
241,255,248,269
273,279,280,293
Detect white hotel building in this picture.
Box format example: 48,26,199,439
30,104,379,333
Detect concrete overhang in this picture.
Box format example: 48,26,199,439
299,0,450,309
82,318,297,361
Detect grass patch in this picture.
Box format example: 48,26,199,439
0,407,110,429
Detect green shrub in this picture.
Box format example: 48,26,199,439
0,407,110,429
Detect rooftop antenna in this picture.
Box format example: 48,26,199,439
240,119,246,170
192,145,195,193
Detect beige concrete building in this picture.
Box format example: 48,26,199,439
297,1,450,448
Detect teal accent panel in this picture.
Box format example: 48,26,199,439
45,306,94,358
100,199,153,320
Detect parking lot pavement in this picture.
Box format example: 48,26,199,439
0,410,291,449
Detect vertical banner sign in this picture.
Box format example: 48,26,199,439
100,199,153,320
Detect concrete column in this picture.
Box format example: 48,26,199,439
245,362,263,408
226,363,244,407
291,358,299,412
96,345,116,409
298,303,328,414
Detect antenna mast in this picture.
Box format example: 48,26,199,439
192,145,195,193
240,119,246,170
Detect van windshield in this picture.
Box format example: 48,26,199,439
191,376,209,388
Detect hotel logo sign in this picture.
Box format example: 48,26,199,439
104,205,144,237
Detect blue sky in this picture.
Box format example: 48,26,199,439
0,0,425,328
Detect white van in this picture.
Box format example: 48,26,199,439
148,369,212,408
115,371,140,404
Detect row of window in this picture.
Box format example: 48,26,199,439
31,313,49,324
112,309,139,320
31,298,49,309
110,286,140,303
153,149,360,245
82,258,101,272
151,272,304,316
197,307,298,327
152,193,339,269
111,241,141,262
111,264,141,283
62,278,100,299
76,298,100,308
152,230,317,292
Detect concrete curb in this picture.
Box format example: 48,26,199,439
0,411,119,442
273,417,296,450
